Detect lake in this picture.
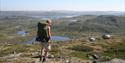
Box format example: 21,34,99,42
22,36,70,44
17,31,29,37
17,31,70,44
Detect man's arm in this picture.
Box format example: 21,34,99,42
48,26,52,39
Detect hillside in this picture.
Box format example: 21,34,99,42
58,15,125,33
0,15,125,44
0,35,125,63
0,11,125,63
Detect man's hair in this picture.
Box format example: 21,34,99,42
46,19,52,23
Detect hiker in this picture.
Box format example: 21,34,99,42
36,19,52,62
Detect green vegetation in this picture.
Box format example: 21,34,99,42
67,16,125,33
49,44,61,57
0,44,40,57
70,51,88,59
0,13,125,63
68,45,93,59
68,45,93,52
101,39,125,61
0,36,125,62
0,33,8,40
0,15,125,43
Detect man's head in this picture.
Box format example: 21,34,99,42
46,19,52,26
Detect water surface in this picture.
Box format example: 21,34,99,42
22,36,70,44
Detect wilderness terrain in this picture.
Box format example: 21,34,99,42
0,11,125,63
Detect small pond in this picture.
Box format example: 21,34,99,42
22,36,70,44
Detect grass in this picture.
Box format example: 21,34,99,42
92,38,125,61
68,45,94,59
65,36,125,61
101,39,125,61
0,44,40,57
70,51,88,59
49,44,61,57
0,33,125,62
68,45,93,52
0,33,8,40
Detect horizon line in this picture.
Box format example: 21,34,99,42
0,10,125,12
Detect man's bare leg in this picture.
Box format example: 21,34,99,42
40,46,44,61
42,48,49,62
44,48,49,57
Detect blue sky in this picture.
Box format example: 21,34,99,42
0,0,125,11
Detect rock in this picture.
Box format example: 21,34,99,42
88,54,100,63
48,55,55,58
89,37,96,41
101,58,125,63
3,53,23,59
32,52,39,56
111,58,125,63
102,34,111,39
65,59,71,63
91,54,99,60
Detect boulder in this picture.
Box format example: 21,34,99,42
89,37,96,41
102,34,111,39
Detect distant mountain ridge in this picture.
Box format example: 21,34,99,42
0,11,125,33
0,11,124,19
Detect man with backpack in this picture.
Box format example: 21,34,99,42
36,19,52,62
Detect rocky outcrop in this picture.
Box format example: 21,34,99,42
101,58,125,63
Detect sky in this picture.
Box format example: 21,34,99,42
0,0,125,11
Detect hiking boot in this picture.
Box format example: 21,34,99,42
42,57,46,62
39,56,42,61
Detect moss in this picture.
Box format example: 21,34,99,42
70,51,88,59
0,33,8,40
67,45,93,59
100,39,125,61
49,45,61,56
0,58,5,63
68,45,93,52
0,44,40,57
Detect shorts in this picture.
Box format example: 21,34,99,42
36,37,50,42
40,42,49,50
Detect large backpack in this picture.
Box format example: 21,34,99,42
36,22,49,41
